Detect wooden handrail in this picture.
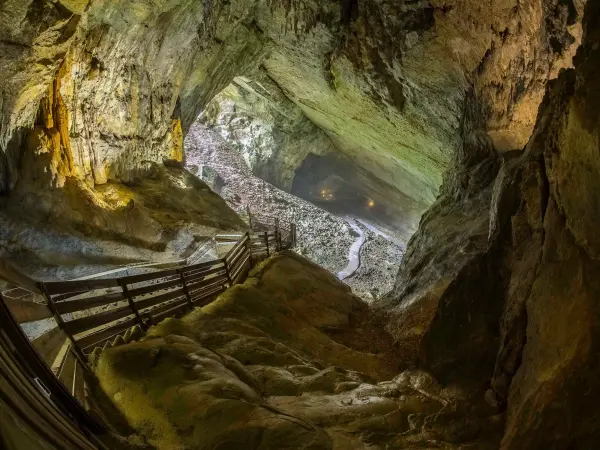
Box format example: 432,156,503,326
0,218,297,443
31,222,295,360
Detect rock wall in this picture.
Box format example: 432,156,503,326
383,2,600,447
0,0,265,193
201,72,336,191
0,0,583,241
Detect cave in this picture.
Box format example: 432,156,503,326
289,152,417,238
1,0,600,449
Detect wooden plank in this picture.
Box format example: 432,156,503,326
4,296,53,323
187,274,228,294
188,278,228,300
224,234,249,261
151,301,190,323
233,260,251,285
54,290,125,314
230,250,250,276
32,326,68,367
143,297,188,321
78,317,138,352
127,277,182,298
63,304,135,336
135,288,186,311
226,244,249,269
58,349,76,397
51,340,71,376
183,266,226,284
185,269,227,287
72,359,86,407
0,345,97,450
119,268,180,285
192,286,226,306
182,261,224,278
191,286,225,305
43,278,120,296
225,242,246,265
231,254,251,282
184,259,226,273
52,290,89,302
214,234,244,241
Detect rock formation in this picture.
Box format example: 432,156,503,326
1,0,599,448
384,2,600,447
0,0,583,242
94,252,503,449
200,72,337,192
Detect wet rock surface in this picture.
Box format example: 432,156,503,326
0,0,584,243
96,252,502,449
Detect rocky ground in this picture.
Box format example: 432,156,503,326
347,226,405,302
185,122,404,301
93,252,502,450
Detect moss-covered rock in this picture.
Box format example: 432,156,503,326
96,252,501,449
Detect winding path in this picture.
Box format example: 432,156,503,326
355,218,405,248
337,217,366,281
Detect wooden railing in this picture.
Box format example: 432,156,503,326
0,221,296,412
0,295,102,449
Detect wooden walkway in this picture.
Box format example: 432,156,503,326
0,217,296,447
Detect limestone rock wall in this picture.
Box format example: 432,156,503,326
95,252,503,449
383,2,600,446
0,0,265,193
0,0,583,239
201,71,337,191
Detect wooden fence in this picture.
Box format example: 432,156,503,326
1,221,296,413
0,295,102,449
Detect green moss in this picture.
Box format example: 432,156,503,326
94,253,397,449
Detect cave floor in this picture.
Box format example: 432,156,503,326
93,252,503,450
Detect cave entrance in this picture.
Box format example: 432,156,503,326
290,152,404,239
185,76,411,301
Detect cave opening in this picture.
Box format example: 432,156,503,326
290,152,413,244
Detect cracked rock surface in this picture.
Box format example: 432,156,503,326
381,5,600,447
95,252,502,449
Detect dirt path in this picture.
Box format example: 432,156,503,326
337,217,366,280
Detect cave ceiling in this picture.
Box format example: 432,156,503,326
0,0,583,234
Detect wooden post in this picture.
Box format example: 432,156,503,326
246,205,253,230
274,218,281,251
119,281,142,326
178,269,193,307
245,232,252,265
224,258,232,286
39,283,90,371
264,231,270,257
